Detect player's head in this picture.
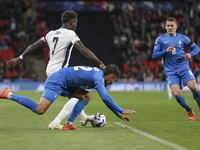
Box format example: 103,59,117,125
61,10,77,31
103,64,121,87
165,17,178,36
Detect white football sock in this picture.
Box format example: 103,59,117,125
51,98,78,124
7,92,13,99
167,83,172,100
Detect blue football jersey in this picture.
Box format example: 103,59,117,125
153,33,191,75
58,66,124,116
59,66,104,89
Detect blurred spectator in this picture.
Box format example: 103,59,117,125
144,68,154,82
0,40,9,51
137,66,146,81
0,0,45,81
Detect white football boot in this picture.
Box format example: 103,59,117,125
80,115,92,126
48,122,63,129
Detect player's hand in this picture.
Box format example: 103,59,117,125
166,45,175,52
184,53,191,60
118,114,132,122
7,57,21,68
122,109,136,114
99,62,106,70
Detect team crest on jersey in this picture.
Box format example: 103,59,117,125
155,40,157,44
178,41,181,47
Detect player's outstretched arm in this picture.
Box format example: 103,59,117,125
122,109,136,114
118,114,132,122
7,39,45,68
74,41,105,70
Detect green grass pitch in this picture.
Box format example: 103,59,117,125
0,91,199,150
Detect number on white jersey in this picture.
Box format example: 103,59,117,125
52,37,59,55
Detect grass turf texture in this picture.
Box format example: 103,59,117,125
0,91,199,150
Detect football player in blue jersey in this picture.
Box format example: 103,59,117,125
0,64,136,130
153,17,200,120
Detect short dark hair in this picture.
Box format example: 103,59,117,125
104,64,121,78
61,10,77,23
166,17,178,25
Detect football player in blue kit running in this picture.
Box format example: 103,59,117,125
153,17,200,120
0,64,136,130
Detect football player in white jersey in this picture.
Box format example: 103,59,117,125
7,10,105,129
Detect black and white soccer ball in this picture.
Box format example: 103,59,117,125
91,113,107,127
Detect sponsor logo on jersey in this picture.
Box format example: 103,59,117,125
80,85,89,89
164,41,169,44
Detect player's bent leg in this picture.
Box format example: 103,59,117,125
170,84,181,98
35,97,52,115
0,87,38,112
70,88,92,126
62,100,89,130
62,89,90,130
70,88,91,102
187,80,198,93
170,84,196,120
187,80,200,111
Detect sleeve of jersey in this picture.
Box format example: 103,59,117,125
40,32,50,44
95,83,124,116
182,35,200,57
189,43,200,57
69,31,80,44
152,37,167,59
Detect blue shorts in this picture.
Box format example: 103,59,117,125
166,68,195,88
41,72,78,103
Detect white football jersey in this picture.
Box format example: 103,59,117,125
41,26,80,77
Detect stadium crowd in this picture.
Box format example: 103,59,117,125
110,3,200,82
0,0,48,81
1,1,200,82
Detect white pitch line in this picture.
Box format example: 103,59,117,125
114,122,188,150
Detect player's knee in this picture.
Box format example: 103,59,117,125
173,91,181,98
35,108,46,115
190,86,198,93
83,92,91,102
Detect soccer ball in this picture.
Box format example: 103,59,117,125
91,113,107,127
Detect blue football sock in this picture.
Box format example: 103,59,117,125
11,94,38,112
174,95,191,112
192,90,200,108
67,100,88,123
